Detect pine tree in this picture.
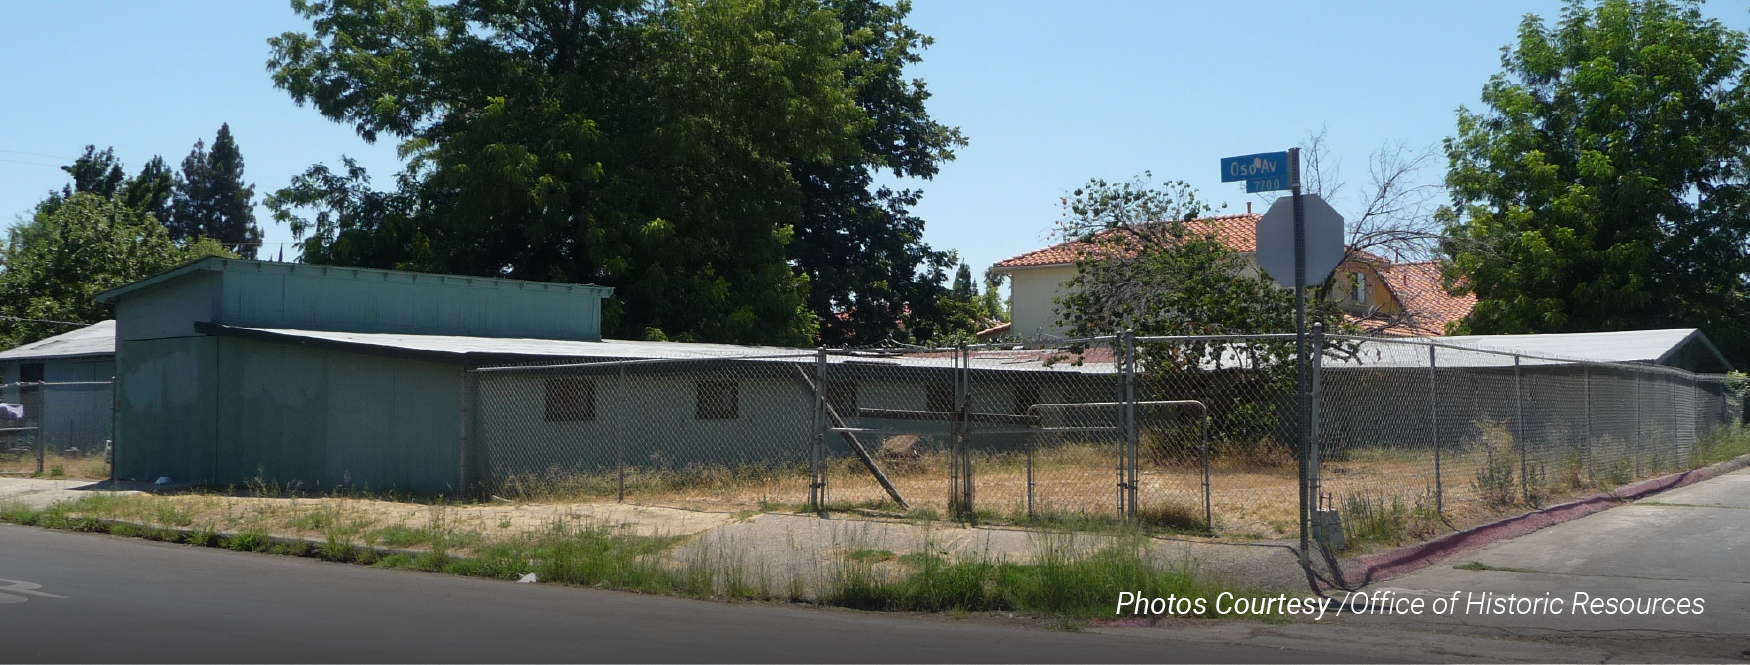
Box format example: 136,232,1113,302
171,124,262,257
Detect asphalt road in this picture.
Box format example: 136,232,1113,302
1336,467,1750,661
0,524,1353,664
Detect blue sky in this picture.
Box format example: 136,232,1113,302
3,1,1747,274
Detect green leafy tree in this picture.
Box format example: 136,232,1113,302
1053,175,1351,454
0,194,232,347
61,146,126,199
792,0,966,345
122,156,176,225
1441,0,1750,363
39,148,179,226
266,0,960,347
37,146,126,217
171,124,262,257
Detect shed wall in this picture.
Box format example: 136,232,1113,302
214,337,463,493
115,337,218,483
1,357,115,453
217,267,606,341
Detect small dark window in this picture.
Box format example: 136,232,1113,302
543,377,596,422
825,381,857,415
19,363,44,383
697,380,739,420
927,382,956,413
1013,385,1040,415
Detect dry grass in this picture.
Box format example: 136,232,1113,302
0,450,108,479
495,435,1732,544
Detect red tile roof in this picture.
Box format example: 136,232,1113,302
1372,261,1476,336
974,321,1012,340
991,214,1262,269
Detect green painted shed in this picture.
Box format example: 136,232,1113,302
97,258,613,493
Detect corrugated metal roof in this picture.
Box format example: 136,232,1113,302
1325,328,1731,372
207,325,809,362
1435,329,1726,368
96,257,613,305
0,321,116,361
203,324,1728,374
206,325,1120,374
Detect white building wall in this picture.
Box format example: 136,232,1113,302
1004,265,1077,339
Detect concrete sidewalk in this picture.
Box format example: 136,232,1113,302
0,477,142,510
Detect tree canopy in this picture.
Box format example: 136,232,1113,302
0,194,231,348
1441,0,1750,363
267,0,965,347
1052,175,1349,341
170,124,263,257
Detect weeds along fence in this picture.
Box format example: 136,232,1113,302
1315,335,1738,537
0,379,116,475
461,334,1741,539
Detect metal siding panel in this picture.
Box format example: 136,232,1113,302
323,350,462,494
115,275,220,341
216,337,330,487
214,264,606,341
205,337,461,493
114,337,216,484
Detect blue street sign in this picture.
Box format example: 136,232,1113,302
1220,151,1291,183
1246,177,1290,193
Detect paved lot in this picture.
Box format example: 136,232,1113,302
1332,467,1750,662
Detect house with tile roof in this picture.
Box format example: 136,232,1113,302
985,213,1475,340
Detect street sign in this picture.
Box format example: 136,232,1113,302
1220,151,1291,183
1245,176,1290,193
1255,193,1344,289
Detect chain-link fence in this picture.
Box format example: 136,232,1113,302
0,380,116,476
463,334,1743,539
1315,334,1734,544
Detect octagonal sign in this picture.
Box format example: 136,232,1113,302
1255,194,1345,289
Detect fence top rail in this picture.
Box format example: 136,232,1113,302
471,351,818,374
1325,333,1701,378
1133,333,1300,343
0,380,115,389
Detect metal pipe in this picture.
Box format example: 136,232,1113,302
1584,365,1592,482
812,348,827,514
1515,355,1527,503
1429,344,1441,514
616,364,626,503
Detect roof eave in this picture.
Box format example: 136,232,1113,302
95,257,227,305
1654,329,1734,373
193,322,603,367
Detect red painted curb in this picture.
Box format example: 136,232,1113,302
1337,454,1750,586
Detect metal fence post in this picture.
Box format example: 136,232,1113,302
1308,322,1324,522
616,364,627,503
1125,330,1139,519
951,343,973,520
1584,365,1593,481
1634,370,1643,477
811,348,827,514
108,374,118,489
1515,355,1527,504
459,370,476,496
1429,344,1441,514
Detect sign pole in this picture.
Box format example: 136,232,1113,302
1289,147,1312,573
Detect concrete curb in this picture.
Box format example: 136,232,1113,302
1337,453,1750,586
87,518,429,561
